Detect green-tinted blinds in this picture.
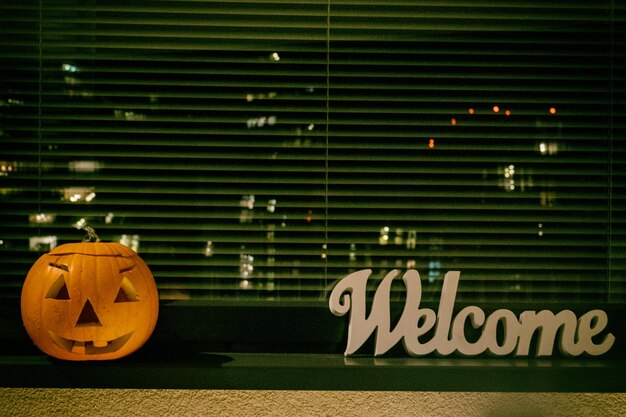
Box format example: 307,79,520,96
1,0,624,303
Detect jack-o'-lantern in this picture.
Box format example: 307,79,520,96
21,227,158,360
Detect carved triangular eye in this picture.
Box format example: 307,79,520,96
46,275,70,300
114,277,139,303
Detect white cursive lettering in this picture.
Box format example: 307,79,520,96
328,269,615,357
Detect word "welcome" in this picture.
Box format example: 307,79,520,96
329,269,615,357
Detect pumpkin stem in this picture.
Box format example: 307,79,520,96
82,225,101,242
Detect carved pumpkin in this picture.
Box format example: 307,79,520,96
21,231,158,361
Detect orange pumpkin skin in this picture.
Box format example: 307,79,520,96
21,242,158,361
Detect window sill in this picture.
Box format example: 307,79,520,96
2,351,625,392
2,300,625,392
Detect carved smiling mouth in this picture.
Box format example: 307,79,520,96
49,331,134,355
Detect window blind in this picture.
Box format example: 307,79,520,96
1,0,624,304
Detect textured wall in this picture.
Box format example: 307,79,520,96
1,389,625,417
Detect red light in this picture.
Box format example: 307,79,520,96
549,107,557,115
451,118,457,126
468,108,475,115
493,105,500,113
428,138,435,149
505,110,511,116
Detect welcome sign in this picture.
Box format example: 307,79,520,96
329,269,615,357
